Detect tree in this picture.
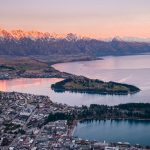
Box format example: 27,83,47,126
1,138,9,146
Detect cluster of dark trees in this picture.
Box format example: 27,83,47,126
45,103,150,125
117,103,150,110
51,78,140,95
0,65,15,71
44,112,75,126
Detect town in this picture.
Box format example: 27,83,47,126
0,91,150,150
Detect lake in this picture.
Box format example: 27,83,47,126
0,55,150,106
73,119,150,146
0,54,150,145
53,54,150,105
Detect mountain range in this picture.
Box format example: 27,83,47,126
0,28,150,56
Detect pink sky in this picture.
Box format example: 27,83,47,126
0,0,150,38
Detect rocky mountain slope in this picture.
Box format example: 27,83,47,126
0,28,150,56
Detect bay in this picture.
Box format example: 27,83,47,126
1,55,150,106
73,119,150,146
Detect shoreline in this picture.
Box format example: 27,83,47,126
0,55,101,80
79,118,150,123
70,118,150,147
0,53,148,81
0,91,150,148
0,55,141,96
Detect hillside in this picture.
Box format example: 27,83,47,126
0,28,150,56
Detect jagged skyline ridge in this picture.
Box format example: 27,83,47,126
0,28,150,43
0,0,150,38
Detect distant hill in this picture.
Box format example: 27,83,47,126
0,28,150,56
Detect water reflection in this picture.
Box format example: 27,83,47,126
0,78,63,93
74,119,150,146
53,55,150,88
0,55,150,106
0,80,7,91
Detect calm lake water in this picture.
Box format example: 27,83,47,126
0,55,150,145
73,119,150,146
0,55,150,106
53,55,150,105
